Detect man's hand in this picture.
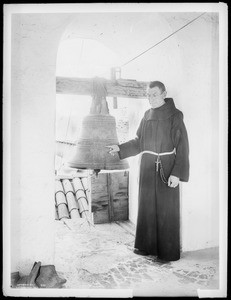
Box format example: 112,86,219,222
106,145,120,156
168,175,179,188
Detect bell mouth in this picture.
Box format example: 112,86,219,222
67,160,129,170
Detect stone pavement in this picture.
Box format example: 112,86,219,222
54,219,219,297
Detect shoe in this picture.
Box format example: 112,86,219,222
155,257,170,264
16,261,41,288
133,248,148,256
35,265,67,288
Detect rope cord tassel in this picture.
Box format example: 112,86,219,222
159,158,168,184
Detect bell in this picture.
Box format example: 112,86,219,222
67,114,129,171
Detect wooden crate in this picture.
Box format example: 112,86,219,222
90,170,129,224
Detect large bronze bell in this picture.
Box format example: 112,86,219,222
67,78,129,172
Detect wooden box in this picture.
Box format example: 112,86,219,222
90,170,129,224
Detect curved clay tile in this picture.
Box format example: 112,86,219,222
62,179,74,194
81,177,89,194
56,192,67,206
55,179,64,194
72,178,89,219
62,179,81,219
66,192,79,211
69,208,81,219
72,177,85,197
57,203,70,220
55,180,69,220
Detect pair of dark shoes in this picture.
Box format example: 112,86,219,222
16,262,67,288
133,248,148,256
133,249,170,263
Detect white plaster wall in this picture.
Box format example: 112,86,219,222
10,14,71,274
176,14,219,251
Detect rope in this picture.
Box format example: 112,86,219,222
120,12,206,68
159,158,168,184
57,99,74,172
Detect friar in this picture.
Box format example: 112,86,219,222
107,81,189,261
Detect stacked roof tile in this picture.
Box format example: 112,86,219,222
55,177,89,220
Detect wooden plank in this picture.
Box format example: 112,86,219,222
113,197,128,221
90,171,129,224
91,173,110,224
56,76,148,99
92,173,109,223
55,172,89,180
93,209,109,224
111,171,129,221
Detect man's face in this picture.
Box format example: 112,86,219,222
147,86,166,109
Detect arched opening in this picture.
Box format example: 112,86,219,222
53,13,184,259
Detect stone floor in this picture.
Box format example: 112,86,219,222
54,219,219,297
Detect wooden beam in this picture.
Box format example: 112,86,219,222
56,76,148,99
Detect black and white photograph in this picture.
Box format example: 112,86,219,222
3,3,228,298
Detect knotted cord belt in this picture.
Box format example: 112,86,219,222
139,148,176,184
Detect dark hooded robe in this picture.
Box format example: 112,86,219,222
118,98,189,261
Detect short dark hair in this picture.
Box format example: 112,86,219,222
149,81,166,92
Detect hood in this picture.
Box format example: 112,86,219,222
144,98,178,121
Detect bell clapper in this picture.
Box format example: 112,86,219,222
93,169,101,177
